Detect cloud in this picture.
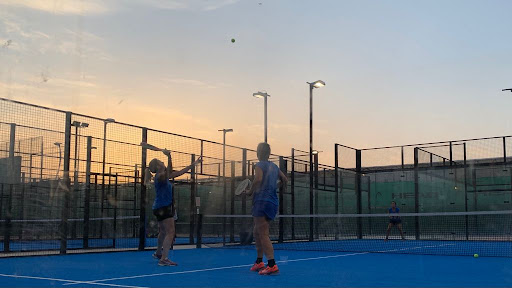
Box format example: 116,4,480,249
0,12,113,62
0,0,109,15
162,78,230,89
46,78,98,89
129,0,240,11
2,17,50,40
203,0,239,11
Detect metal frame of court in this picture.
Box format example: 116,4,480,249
1,97,512,257
0,97,338,256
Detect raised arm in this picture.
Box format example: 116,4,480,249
246,166,263,196
169,157,202,179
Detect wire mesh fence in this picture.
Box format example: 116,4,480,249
2,97,512,257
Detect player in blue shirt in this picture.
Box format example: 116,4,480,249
385,201,405,241
145,150,201,266
247,142,287,275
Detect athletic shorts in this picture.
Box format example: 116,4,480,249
252,201,278,221
153,204,174,222
390,218,402,225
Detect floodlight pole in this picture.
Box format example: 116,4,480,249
309,84,314,242
253,92,270,143
307,80,325,242
264,95,268,143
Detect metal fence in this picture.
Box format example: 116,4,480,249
3,97,511,256
335,136,512,240
0,98,341,256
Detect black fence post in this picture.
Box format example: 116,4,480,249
84,136,92,249
200,141,204,174
449,142,453,166
4,123,16,253
133,168,138,238
503,137,507,164
278,156,286,243
309,150,314,242
113,173,118,248
230,161,235,243
291,148,295,240
242,149,247,215
334,144,339,240
139,128,148,250
190,154,196,244
401,146,404,170
60,112,72,254
414,147,420,240
196,214,203,249
314,153,319,240
356,150,362,239
463,143,468,240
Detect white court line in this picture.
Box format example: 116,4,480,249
63,243,453,286
0,273,148,288
64,251,370,286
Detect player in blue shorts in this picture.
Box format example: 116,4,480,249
145,150,201,266
246,142,287,275
385,201,405,241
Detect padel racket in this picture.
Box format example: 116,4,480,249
235,179,252,196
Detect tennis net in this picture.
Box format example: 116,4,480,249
198,210,512,257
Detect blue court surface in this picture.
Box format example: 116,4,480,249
1,247,512,287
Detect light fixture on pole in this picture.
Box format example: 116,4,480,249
307,80,325,242
503,88,512,92
253,91,270,143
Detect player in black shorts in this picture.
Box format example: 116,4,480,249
145,150,201,266
385,201,405,241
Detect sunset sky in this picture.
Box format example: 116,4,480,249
1,0,512,164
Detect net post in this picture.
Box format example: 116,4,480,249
414,147,420,240
84,136,92,249
138,128,148,251
278,156,286,243
196,214,203,249
356,149,362,239
4,123,16,253
334,144,339,240
230,160,235,243
113,173,118,248
314,153,319,240
60,112,72,254
190,154,196,244
463,142,468,240
291,148,295,240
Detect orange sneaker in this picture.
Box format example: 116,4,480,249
250,262,265,272
258,265,279,275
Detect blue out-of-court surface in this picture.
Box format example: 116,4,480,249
1,247,511,288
